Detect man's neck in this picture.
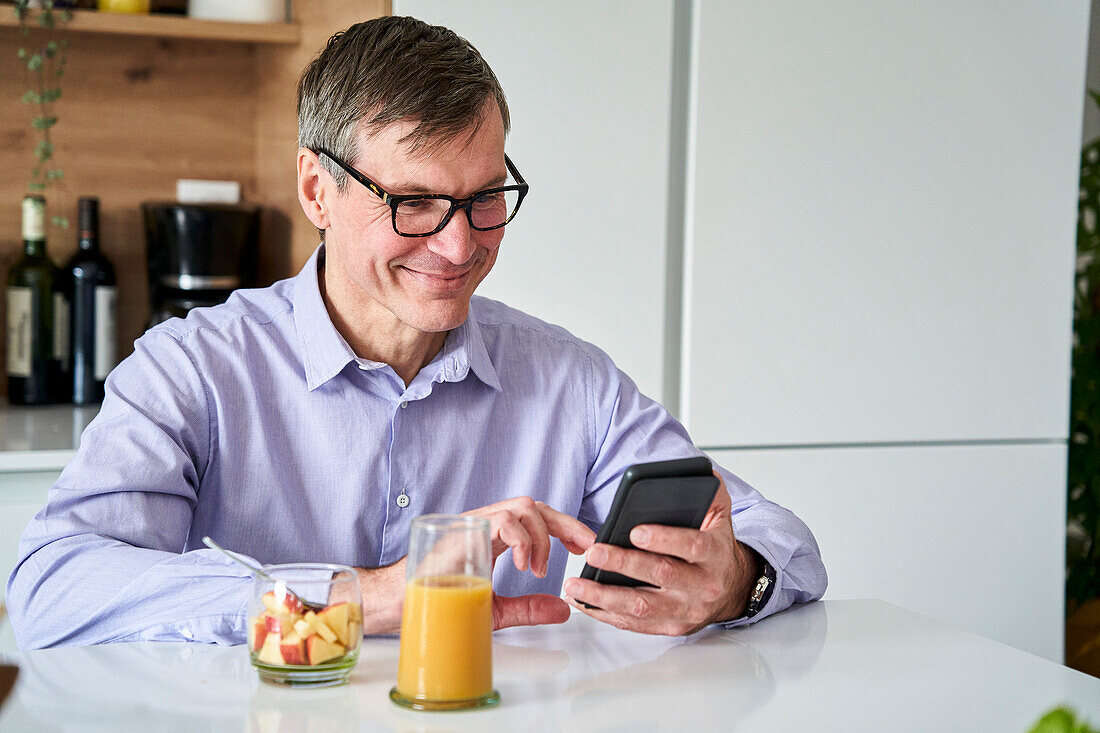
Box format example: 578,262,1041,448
319,264,448,388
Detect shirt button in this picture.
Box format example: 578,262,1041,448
396,490,410,508
399,401,408,409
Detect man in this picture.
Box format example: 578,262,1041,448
6,16,825,648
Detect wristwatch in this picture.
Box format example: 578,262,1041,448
744,554,777,619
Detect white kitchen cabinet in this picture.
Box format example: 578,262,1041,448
684,0,1087,446
393,0,679,406
712,443,1067,662
0,471,59,654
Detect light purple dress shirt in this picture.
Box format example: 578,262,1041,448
7,246,826,648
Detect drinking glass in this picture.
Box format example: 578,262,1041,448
390,515,500,711
247,563,362,687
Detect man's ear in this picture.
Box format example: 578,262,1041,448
297,148,332,231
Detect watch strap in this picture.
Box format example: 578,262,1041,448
745,555,776,618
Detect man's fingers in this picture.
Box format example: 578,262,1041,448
629,523,718,564
583,542,703,590
537,501,596,554
517,508,552,578
492,593,570,630
493,511,534,572
561,580,688,636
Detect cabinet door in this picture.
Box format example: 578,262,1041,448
0,471,56,653
393,0,678,405
685,0,1087,446
711,443,1066,662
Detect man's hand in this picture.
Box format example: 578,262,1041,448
464,497,596,630
357,498,596,635
563,473,761,636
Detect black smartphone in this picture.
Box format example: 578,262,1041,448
579,456,720,591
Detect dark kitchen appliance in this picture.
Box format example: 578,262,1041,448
142,202,260,326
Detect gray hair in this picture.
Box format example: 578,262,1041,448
297,16,510,193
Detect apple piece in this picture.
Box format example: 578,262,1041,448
257,631,285,666
281,594,305,615
317,603,351,646
299,610,338,643
261,588,305,615
293,617,314,639
306,636,345,666
261,591,279,613
263,613,282,635
348,603,362,624
347,621,361,648
249,616,269,652
279,632,308,665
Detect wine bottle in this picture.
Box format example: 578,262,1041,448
64,197,117,405
7,195,60,405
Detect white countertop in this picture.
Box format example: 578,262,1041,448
0,599,1096,731
0,405,97,471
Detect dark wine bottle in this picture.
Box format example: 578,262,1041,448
7,195,60,405
65,197,117,405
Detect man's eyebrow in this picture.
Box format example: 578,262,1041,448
392,173,509,196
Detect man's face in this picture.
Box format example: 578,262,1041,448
321,104,508,335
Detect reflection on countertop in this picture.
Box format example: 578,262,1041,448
0,405,100,470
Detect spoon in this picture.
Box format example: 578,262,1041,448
202,536,324,613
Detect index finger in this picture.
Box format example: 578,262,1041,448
629,524,715,565
537,501,596,554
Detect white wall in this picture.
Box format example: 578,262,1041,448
395,0,680,407
685,1,1083,447
394,0,1089,662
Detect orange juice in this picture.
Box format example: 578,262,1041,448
395,575,493,701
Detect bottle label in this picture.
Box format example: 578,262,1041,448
53,292,69,367
6,287,32,378
94,286,118,381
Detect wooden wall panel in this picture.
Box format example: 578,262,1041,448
0,29,257,376
0,1,390,397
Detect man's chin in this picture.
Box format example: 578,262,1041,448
401,300,472,333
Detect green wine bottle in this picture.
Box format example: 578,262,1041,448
7,195,62,405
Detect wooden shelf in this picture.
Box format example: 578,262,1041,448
0,7,300,44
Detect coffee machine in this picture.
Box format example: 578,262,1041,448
142,202,260,326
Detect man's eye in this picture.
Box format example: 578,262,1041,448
473,193,503,206
400,199,430,211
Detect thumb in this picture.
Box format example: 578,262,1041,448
492,593,570,630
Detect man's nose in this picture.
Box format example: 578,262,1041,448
426,208,476,265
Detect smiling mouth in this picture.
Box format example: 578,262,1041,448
400,266,473,289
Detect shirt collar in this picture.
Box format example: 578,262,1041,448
293,244,501,392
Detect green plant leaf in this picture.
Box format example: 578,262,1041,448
51,215,68,229
32,117,57,131
1027,706,1099,733
27,54,43,73
21,90,39,104
27,182,45,193
17,47,27,60
33,139,53,163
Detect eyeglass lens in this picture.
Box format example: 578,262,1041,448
395,189,521,235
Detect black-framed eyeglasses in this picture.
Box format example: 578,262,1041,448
312,147,530,238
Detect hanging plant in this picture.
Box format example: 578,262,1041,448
13,0,73,228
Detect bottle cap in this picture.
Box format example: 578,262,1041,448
78,196,99,238
22,196,45,241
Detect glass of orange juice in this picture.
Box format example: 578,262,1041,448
390,515,500,711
